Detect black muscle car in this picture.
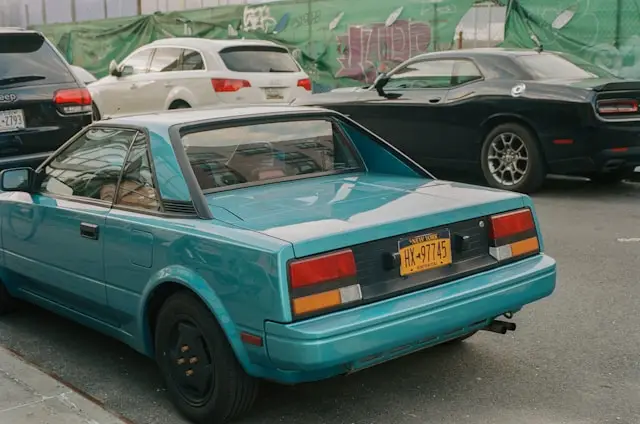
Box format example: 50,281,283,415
296,48,640,193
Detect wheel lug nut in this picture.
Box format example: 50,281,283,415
189,357,198,364
181,345,189,353
177,358,185,365
186,369,194,376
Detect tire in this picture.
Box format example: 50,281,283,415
0,281,15,315
588,168,633,185
154,291,258,424
91,103,101,121
480,123,546,193
169,101,191,110
444,331,478,344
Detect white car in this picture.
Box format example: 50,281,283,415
89,38,312,119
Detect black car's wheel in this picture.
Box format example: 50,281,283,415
0,282,15,315
444,331,478,344
155,291,258,424
481,123,546,193
588,168,633,185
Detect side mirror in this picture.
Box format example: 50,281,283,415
108,60,121,77
373,72,390,97
0,168,35,192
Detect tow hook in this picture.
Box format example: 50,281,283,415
482,319,517,334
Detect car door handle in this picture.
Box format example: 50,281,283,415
80,222,99,240
428,97,441,104
130,83,138,90
164,82,174,88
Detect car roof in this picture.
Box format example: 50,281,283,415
100,105,332,129
411,47,547,60
147,37,283,52
0,27,40,34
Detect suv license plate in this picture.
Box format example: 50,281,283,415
0,109,25,132
265,88,284,100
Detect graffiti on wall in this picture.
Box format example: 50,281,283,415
243,5,277,32
336,19,431,83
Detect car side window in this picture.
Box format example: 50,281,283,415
121,49,152,75
110,133,160,211
182,49,205,71
149,47,182,73
386,59,482,89
39,128,138,201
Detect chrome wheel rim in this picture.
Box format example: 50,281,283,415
487,132,529,187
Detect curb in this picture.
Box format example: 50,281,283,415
0,345,135,424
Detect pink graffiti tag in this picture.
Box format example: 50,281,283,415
336,20,432,83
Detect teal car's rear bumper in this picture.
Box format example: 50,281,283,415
263,254,555,383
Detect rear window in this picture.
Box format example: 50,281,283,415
182,119,363,191
515,52,616,80
219,46,300,73
0,33,75,87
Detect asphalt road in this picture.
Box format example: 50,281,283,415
0,177,639,424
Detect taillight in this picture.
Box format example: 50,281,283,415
597,99,638,114
297,78,312,91
288,249,362,316
53,88,92,114
211,78,251,92
488,208,540,261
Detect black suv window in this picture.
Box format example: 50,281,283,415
219,46,299,73
40,128,138,201
0,32,74,87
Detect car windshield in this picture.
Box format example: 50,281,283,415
181,119,363,192
515,52,616,80
0,33,75,87
218,46,300,73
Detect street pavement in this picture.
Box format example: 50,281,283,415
0,346,127,424
0,177,639,424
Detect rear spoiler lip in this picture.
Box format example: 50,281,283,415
591,80,640,92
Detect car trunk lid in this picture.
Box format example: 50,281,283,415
214,45,311,103
207,174,527,256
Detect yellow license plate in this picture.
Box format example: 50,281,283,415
398,230,452,276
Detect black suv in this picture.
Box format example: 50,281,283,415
0,28,92,169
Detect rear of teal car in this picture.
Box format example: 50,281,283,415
211,176,555,380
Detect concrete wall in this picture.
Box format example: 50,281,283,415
0,0,279,27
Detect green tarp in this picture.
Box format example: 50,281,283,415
503,0,640,79
33,0,475,89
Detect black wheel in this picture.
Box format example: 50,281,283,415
444,331,478,344
588,168,633,185
91,103,101,121
0,282,15,315
155,291,258,424
169,101,191,110
481,123,546,193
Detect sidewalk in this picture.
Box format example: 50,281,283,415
0,346,129,424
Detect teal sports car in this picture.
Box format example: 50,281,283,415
0,105,556,423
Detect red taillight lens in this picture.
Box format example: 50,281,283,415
297,78,312,91
211,78,251,92
289,249,356,289
489,209,535,240
489,209,539,261
597,99,638,114
53,88,92,114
